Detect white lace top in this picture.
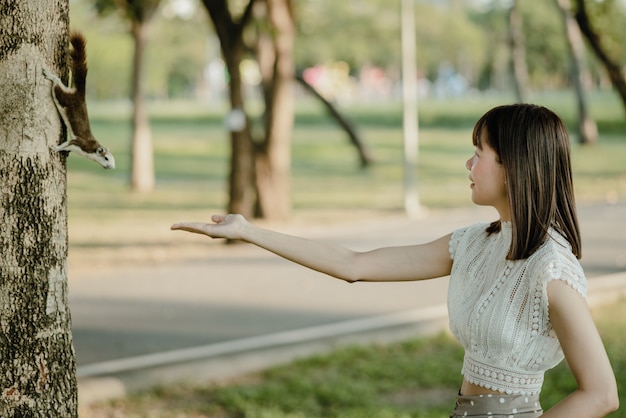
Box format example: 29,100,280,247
448,222,587,395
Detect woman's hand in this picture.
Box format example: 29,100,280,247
171,214,247,241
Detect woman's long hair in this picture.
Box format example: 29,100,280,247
473,104,582,260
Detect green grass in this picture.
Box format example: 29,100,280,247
84,299,626,417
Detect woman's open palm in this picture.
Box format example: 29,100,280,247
171,214,245,240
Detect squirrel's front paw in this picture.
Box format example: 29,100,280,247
42,68,55,80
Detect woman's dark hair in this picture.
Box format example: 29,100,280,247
472,104,582,260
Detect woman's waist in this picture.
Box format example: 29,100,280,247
461,379,504,396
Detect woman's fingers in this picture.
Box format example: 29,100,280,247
170,222,209,234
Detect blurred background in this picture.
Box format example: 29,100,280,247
60,2,626,414
66,0,626,271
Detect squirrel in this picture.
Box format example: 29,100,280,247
43,32,115,169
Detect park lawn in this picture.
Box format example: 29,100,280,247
83,298,626,417
70,92,626,217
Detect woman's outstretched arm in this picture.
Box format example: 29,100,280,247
171,214,453,283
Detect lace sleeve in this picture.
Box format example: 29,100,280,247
547,255,588,298
535,240,588,300
449,226,468,261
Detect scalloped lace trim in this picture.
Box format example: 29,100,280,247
462,355,543,396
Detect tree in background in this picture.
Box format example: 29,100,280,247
554,0,598,144
201,0,295,220
472,0,571,92
0,1,78,415
200,0,256,219
574,0,626,116
508,0,530,102
252,0,296,219
95,0,163,192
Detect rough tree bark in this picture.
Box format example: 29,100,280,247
555,0,598,144
0,1,78,416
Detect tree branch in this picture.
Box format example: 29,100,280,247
295,75,374,168
574,0,626,113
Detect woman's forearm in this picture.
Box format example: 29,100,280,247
239,222,453,283
541,389,619,417
239,221,361,282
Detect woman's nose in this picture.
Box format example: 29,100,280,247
465,157,472,171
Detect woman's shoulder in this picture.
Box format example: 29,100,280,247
528,231,587,296
449,222,491,260
453,221,491,238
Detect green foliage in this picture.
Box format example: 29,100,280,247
520,0,569,88
70,0,212,99
468,0,570,90
70,0,626,98
294,0,488,83
210,334,464,417
93,0,163,23
294,0,401,69
579,0,626,64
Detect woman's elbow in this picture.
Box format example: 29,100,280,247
604,387,620,414
591,383,619,416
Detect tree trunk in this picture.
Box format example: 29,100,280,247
203,0,296,220
555,0,598,145
202,0,257,218
254,0,295,220
574,0,626,115
508,0,530,103
130,20,155,192
226,56,256,218
0,1,78,416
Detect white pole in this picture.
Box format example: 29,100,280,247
401,0,421,218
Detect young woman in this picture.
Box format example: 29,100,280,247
172,104,618,417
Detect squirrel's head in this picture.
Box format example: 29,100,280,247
92,146,116,169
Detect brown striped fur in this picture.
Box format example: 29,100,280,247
44,32,115,169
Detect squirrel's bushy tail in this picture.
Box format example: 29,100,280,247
69,32,88,97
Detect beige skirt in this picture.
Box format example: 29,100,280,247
450,392,542,417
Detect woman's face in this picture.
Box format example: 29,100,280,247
465,129,510,220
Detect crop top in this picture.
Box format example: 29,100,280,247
448,221,587,395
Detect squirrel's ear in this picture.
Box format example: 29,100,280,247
97,146,105,155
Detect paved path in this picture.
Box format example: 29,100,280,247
69,202,626,368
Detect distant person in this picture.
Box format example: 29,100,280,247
172,104,618,417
